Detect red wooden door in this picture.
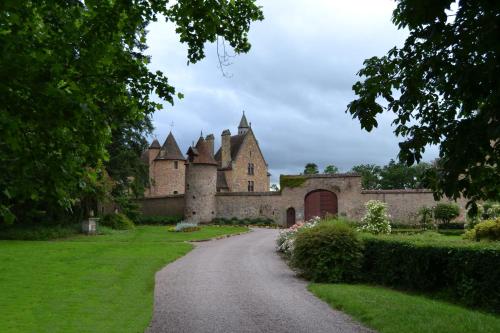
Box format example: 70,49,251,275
304,190,338,221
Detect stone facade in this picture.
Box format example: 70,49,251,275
137,194,184,216
138,173,469,227
223,130,269,192
147,160,185,196
184,164,218,223
143,132,186,197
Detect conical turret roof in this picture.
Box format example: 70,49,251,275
186,137,217,165
149,139,161,149
155,132,185,160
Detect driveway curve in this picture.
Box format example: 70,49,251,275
147,228,372,333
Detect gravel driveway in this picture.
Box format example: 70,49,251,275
147,228,372,333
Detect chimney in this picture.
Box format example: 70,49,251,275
221,129,231,168
205,134,215,157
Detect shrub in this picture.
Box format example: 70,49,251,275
482,201,500,219
292,222,364,282
276,216,320,256
136,215,183,225
0,224,79,240
465,218,500,241
433,203,460,224
417,206,435,230
174,222,200,232
361,235,500,313
213,217,276,227
357,200,391,234
437,222,464,230
100,213,135,230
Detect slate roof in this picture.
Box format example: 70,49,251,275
149,139,161,149
214,133,246,163
155,132,185,161
186,137,218,165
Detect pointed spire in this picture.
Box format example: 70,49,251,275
238,111,249,129
156,132,185,160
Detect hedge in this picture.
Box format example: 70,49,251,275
135,215,183,225
361,237,500,313
212,217,276,226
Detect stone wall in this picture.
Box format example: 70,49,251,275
359,190,468,223
136,173,469,227
229,131,269,192
146,159,185,196
279,174,364,223
215,192,283,222
136,195,184,216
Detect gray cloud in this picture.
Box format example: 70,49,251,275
146,0,439,184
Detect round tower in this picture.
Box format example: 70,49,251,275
184,136,218,223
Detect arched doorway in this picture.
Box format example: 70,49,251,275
304,190,338,221
286,207,296,227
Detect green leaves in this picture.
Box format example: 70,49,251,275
347,0,500,206
0,0,263,224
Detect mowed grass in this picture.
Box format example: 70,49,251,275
0,225,248,333
309,283,500,333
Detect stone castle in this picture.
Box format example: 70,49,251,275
139,113,467,226
143,112,269,197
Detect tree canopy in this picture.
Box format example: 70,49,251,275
0,0,263,224
347,0,499,209
324,165,339,174
303,163,319,175
351,160,432,190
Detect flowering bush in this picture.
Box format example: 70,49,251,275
276,216,320,255
357,200,391,234
174,222,200,232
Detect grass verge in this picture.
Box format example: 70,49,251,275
309,283,500,333
0,225,247,333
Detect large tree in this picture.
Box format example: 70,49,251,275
351,164,381,190
347,0,499,209
0,0,263,224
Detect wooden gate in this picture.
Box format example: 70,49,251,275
286,207,296,227
304,190,338,221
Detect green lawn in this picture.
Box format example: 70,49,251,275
309,283,500,333
0,226,247,333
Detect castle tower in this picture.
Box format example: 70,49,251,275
184,136,218,223
148,132,186,196
238,111,250,135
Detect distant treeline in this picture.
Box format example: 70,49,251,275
303,160,433,190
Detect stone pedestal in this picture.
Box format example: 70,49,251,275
82,217,99,235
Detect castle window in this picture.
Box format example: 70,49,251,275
174,191,178,194
174,161,178,169
248,163,254,175
248,181,254,192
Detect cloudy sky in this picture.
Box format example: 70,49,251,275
146,0,438,184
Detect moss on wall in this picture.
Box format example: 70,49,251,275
280,175,308,189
